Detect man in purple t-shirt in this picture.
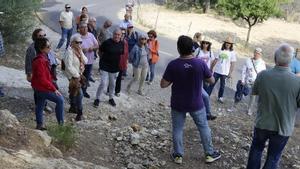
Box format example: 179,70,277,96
160,35,221,164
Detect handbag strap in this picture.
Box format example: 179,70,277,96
251,58,258,74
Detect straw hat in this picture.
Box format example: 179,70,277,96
224,36,234,44
202,36,212,44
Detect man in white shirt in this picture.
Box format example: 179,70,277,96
119,14,132,30
56,4,74,50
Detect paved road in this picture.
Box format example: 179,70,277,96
39,0,177,76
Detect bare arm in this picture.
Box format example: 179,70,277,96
228,62,235,77
205,76,215,84
210,59,218,72
160,78,171,88
59,21,63,27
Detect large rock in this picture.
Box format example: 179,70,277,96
0,147,109,169
0,109,20,129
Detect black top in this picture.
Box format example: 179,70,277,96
99,38,124,73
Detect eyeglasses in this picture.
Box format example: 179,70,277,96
75,41,82,44
140,38,147,40
38,34,46,38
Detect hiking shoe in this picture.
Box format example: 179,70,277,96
170,153,183,164
75,115,82,121
36,125,47,131
147,81,153,85
68,106,77,114
206,151,221,163
93,99,100,107
137,90,145,96
115,93,121,97
83,92,90,98
207,115,217,121
217,97,224,103
109,99,116,107
44,105,53,113
89,77,95,83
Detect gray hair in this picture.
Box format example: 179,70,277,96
113,28,122,34
274,43,293,66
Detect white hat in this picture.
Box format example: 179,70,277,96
71,34,82,42
254,47,262,54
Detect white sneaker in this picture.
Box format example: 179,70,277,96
247,109,253,116
218,97,224,103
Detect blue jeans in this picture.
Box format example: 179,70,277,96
207,72,226,98
202,88,211,116
82,64,93,94
146,62,156,82
247,128,289,169
56,27,73,49
35,90,64,125
171,108,214,156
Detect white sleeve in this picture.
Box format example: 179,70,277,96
81,51,88,64
230,51,237,62
194,48,200,57
64,50,80,78
59,12,64,22
241,59,248,83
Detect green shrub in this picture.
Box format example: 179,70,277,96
47,123,76,151
0,0,42,44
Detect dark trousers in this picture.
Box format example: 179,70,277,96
246,128,289,169
82,64,93,94
207,72,226,98
115,70,123,94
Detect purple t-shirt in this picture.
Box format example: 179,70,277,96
163,57,212,112
80,32,98,65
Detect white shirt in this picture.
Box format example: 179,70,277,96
59,11,74,29
194,48,215,69
119,20,133,29
241,58,266,84
214,50,237,75
63,48,88,79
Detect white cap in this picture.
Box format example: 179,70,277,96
71,34,82,42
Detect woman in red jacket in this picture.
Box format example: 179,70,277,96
31,38,64,130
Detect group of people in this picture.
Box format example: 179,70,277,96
19,2,300,169
25,4,160,127
161,32,300,168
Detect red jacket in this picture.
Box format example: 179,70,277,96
31,53,57,92
119,40,129,71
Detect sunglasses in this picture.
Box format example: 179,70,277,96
75,41,82,44
38,34,46,37
202,41,210,45
140,38,147,40
65,6,71,9
46,45,51,49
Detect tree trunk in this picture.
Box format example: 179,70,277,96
203,0,210,13
246,25,252,47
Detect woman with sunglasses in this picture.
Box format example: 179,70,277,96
31,38,64,130
194,37,217,120
63,35,87,121
25,28,58,112
207,36,237,103
127,34,149,95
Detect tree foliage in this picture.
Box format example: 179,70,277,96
217,0,281,46
0,0,42,44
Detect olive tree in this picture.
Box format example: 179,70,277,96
0,0,42,43
217,0,282,46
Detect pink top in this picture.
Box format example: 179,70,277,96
80,32,98,65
